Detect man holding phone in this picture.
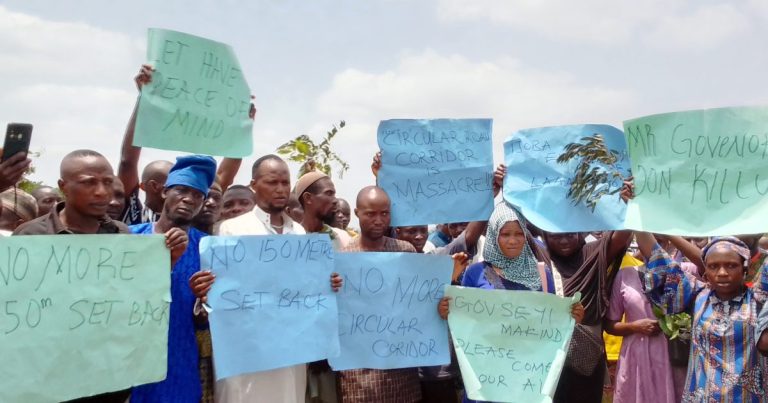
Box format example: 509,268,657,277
0,151,30,193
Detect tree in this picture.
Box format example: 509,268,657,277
17,150,44,194
557,134,625,212
276,121,350,178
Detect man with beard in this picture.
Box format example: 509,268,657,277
296,170,350,249
129,155,215,403
294,170,349,402
189,154,342,403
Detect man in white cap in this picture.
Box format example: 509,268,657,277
295,169,350,249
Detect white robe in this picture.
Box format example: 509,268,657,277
214,207,307,403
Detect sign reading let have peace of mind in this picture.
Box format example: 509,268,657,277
377,119,494,227
135,28,253,157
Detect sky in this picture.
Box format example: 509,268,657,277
1,0,767,223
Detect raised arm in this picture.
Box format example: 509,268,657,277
216,158,242,191
607,230,633,262
118,64,153,194
668,235,705,270
637,231,704,314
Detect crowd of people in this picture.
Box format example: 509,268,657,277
1,64,768,403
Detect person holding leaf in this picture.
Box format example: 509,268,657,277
437,201,585,403
636,231,768,402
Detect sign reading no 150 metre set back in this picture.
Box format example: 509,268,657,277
377,119,494,227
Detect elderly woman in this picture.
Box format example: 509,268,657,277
438,201,584,403
637,232,768,402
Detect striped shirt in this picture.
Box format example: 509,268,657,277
644,245,768,402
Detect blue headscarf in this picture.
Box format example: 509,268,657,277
165,155,217,196
482,201,541,290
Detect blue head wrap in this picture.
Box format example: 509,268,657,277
164,155,217,196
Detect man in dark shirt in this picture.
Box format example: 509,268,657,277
13,149,187,403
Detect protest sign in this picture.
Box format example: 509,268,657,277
135,28,253,157
377,119,494,226
329,252,452,370
0,235,170,403
445,286,576,403
503,125,630,232
623,106,768,235
201,234,339,379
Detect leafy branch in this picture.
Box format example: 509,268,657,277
652,305,691,341
556,134,624,212
276,120,350,178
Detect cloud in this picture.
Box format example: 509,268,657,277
0,6,155,185
311,50,635,206
436,0,753,49
644,4,750,50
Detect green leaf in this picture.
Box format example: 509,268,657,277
295,140,310,155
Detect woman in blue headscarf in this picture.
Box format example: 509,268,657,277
438,201,585,403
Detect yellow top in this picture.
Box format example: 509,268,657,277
604,253,644,362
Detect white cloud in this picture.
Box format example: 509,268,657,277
645,4,750,50
436,0,753,50
0,6,152,186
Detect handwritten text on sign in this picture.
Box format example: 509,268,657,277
202,235,339,380
445,286,575,403
623,106,768,235
329,252,452,370
0,235,170,403
503,124,630,233
378,119,494,226
135,28,253,157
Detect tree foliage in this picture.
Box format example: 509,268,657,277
556,134,624,212
17,150,44,194
276,121,350,178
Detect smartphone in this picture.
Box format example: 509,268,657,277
2,123,32,162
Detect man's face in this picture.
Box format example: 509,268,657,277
195,187,222,226
333,200,351,229
221,188,255,220
141,177,167,213
356,196,391,241
251,160,291,214
163,185,205,225
59,156,114,219
545,232,582,258
396,226,428,252
34,188,62,217
448,222,468,238
106,180,126,220
306,178,338,222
